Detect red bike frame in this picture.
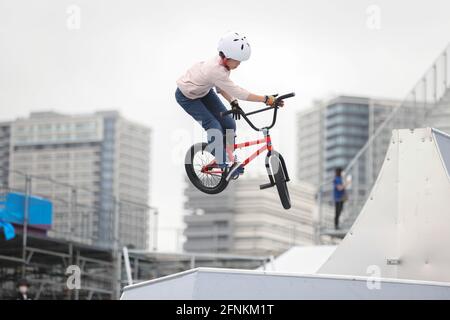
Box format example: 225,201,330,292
199,92,295,176
200,134,272,175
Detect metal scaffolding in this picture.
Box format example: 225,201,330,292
0,231,116,299
0,233,272,299
0,163,159,299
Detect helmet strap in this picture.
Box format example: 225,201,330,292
219,56,230,71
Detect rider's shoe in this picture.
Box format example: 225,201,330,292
226,161,244,181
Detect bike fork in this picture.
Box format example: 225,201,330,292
259,129,290,190
260,129,275,190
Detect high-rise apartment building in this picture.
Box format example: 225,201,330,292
0,121,11,188
297,96,400,187
5,111,151,249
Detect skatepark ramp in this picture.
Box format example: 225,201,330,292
121,267,450,300
319,128,450,283
319,44,450,236
121,128,450,300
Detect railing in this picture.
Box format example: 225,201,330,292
317,43,450,238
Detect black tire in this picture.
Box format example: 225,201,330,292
270,154,291,209
185,142,229,194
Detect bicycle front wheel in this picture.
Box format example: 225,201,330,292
271,154,291,209
185,142,229,194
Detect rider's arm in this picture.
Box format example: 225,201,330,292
216,83,269,104
246,94,268,103
215,75,281,106
215,75,251,100
221,91,283,107
216,87,235,103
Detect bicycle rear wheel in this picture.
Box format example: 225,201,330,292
271,154,291,209
185,142,229,194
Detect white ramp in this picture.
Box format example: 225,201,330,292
256,246,337,273
121,268,450,299
319,128,450,282
121,128,450,299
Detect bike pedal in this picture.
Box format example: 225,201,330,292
259,182,275,190
230,168,244,180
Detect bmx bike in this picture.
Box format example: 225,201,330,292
185,92,295,209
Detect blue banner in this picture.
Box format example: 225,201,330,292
0,192,53,240
0,221,15,240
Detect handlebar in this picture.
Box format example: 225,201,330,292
276,92,296,100
220,92,295,131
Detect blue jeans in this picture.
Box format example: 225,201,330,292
175,88,236,164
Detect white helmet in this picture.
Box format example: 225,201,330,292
217,31,251,62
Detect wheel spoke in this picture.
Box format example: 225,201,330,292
192,148,223,189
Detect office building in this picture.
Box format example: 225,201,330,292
297,96,400,187
183,176,317,256
6,111,151,249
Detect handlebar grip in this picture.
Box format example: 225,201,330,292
276,92,295,100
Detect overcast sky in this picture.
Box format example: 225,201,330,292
1,0,449,250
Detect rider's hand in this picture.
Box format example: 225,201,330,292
230,100,242,120
264,95,284,107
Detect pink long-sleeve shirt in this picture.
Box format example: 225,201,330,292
176,56,251,101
